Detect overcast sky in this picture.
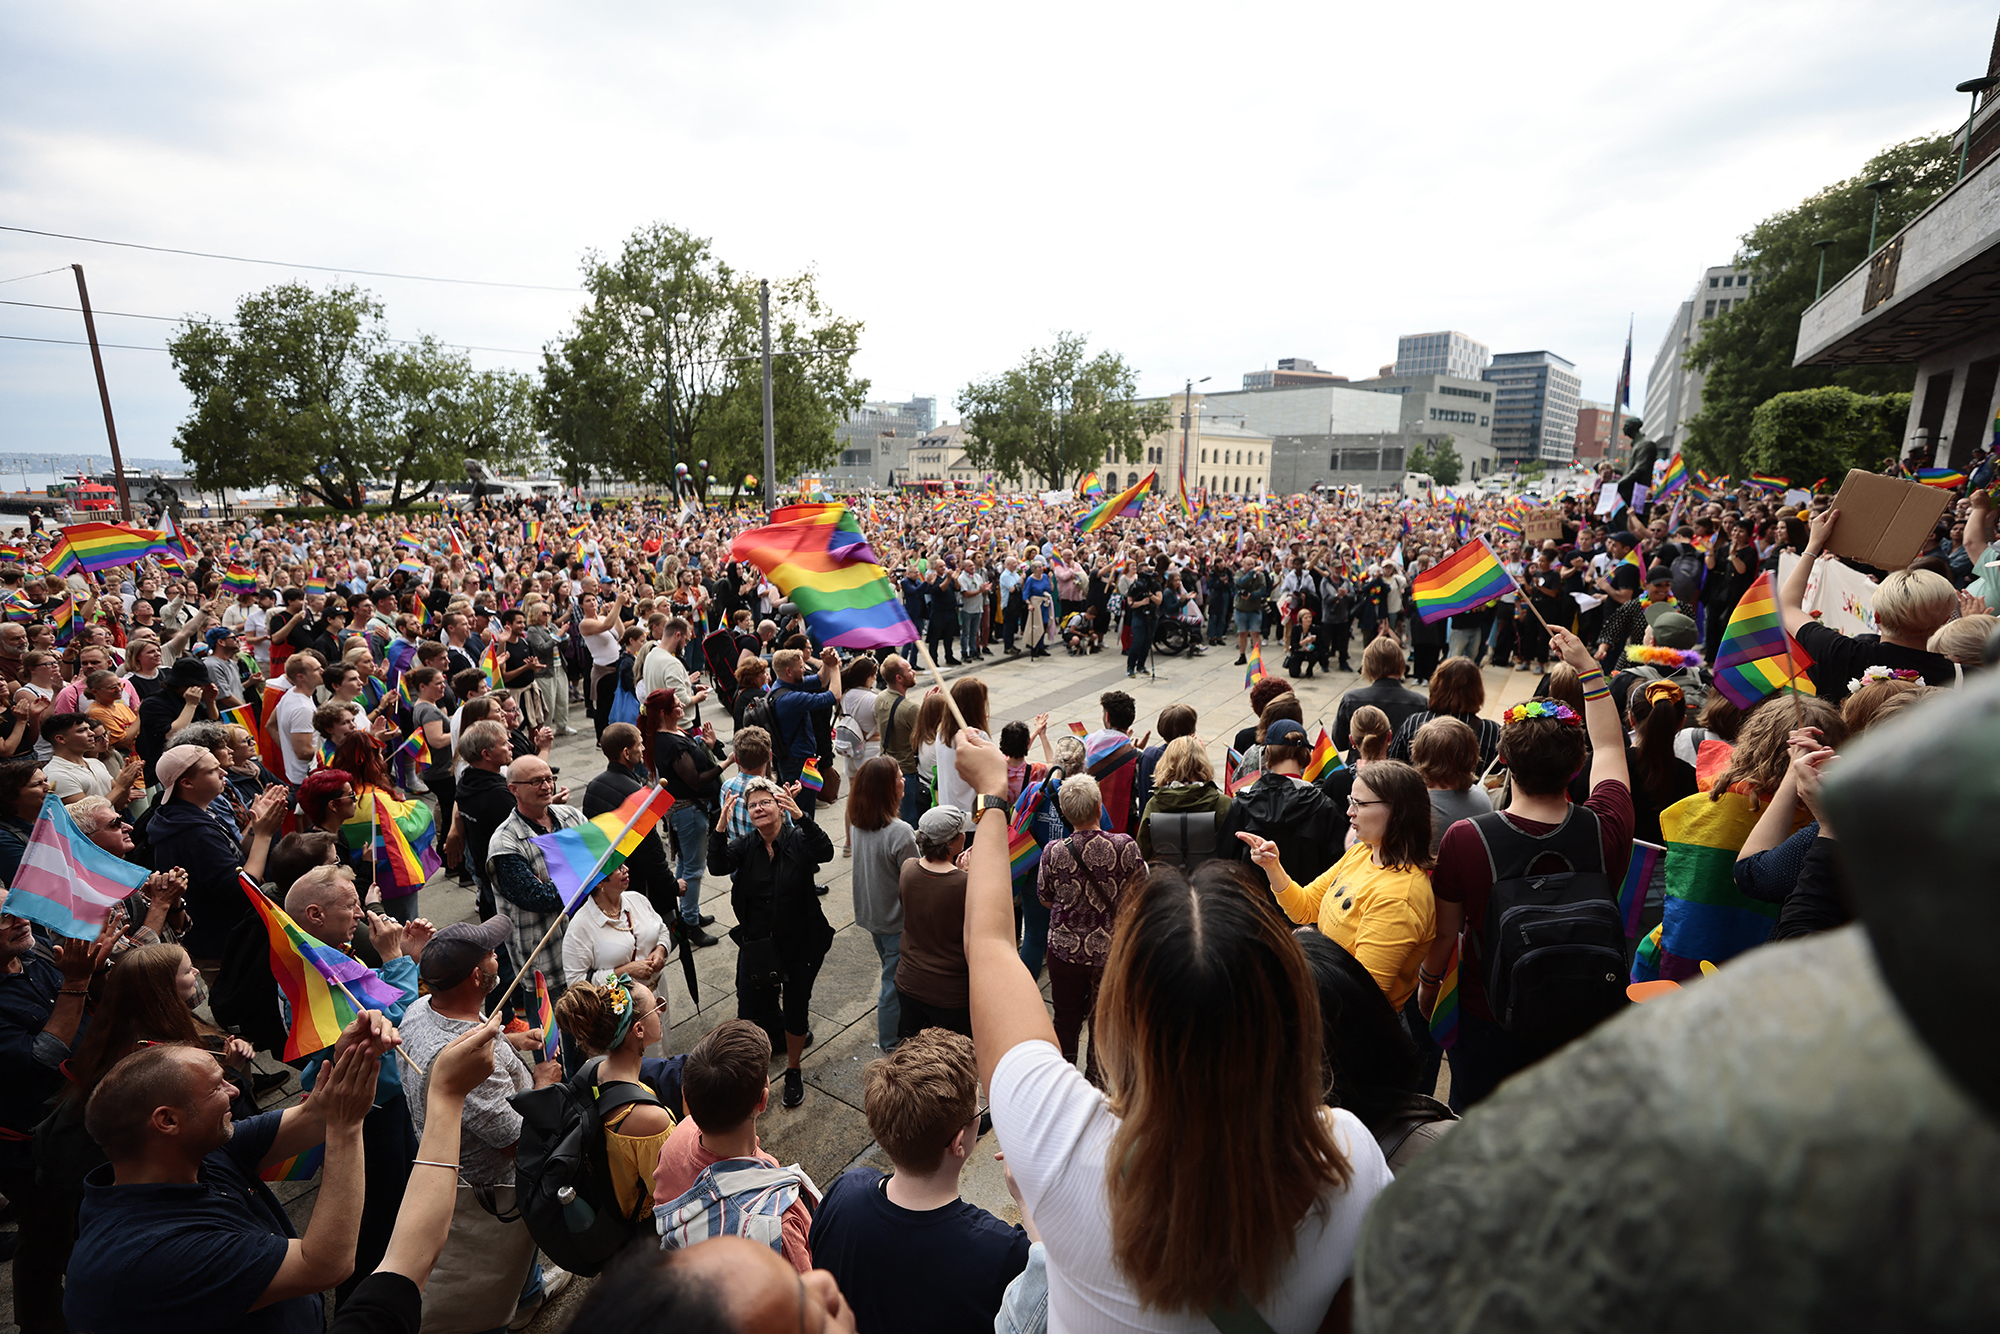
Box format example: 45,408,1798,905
1,1,1990,471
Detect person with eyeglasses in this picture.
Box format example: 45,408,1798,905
1238,757,1439,1018
484,754,585,1010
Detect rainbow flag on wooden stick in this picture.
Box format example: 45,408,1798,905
1410,538,1513,624
1711,572,1816,709
239,872,406,1060
729,504,919,650
529,785,676,914
339,789,442,896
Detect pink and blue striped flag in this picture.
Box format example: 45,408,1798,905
2,796,150,938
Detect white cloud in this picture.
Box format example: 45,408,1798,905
0,0,1989,463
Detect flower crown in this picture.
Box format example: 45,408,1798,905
1846,665,1922,693
1504,700,1581,726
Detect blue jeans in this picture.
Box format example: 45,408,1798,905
667,801,709,924
1015,882,1049,980
871,931,902,1050
898,770,929,827
960,608,983,660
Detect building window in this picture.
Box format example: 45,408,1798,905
1704,300,1717,318
1200,449,1207,463
1105,474,1119,490
1709,276,1720,288
1722,275,1734,288
839,449,872,466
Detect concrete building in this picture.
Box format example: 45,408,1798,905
825,396,935,489
1240,357,1349,391
1120,393,1274,500
1643,266,1759,458
1395,331,1490,382
1794,54,2000,470
1575,401,1641,465
1198,384,1404,495
1484,351,1583,466
905,421,992,488
1347,371,1500,480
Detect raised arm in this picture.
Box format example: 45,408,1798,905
1550,626,1629,793
249,1043,377,1309
1779,508,1836,637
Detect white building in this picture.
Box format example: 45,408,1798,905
1643,265,1758,457
1395,330,1490,382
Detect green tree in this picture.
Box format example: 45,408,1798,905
1745,386,1911,485
1407,436,1462,485
539,224,867,500
168,283,536,509
956,333,1168,491
1683,134,1954,475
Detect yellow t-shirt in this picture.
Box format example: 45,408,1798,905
1273,840,1437,1010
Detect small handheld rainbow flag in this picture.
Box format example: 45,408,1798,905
1078,471,1104,498
50,593,75,645
535,969,561,1064
1655,452,1688,498
1618,840,1665,939
480,641,504,689
1428,944,1459,1050
1912,467,1967,488
260,1143,324,1183
240,872,407,1060
1243,641,1265,688
1746,473,1789,493
1410,539,1513,624
1712,572,1817,709
304,574,328,597
223,564,259,594
339,790,442,896
799,758,825,794
1301,729,1340,783
1491,514,1523,540
1067,721,1088,737
528,786,676,913
222,703,263,754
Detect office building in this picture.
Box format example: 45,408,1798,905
1197,385,1405,494
825,396,936,488
1347,371,1500,479
1134,394,1275,499
1643,266,1757,457
1575,401,1640,464
1395,331,1489,382
1240,357,1349,391
1483,351,1582,466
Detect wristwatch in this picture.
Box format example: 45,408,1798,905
973,794,1010,820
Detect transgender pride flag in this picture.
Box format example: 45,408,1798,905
5,796,149,938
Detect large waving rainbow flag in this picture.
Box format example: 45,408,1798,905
340,788,442,896
1711,571,1816,708
239,872,407,1059
729,503,920,649
1656,452,1688,498
1410,538,1514,624
529,785,676,913
41,522,185,577
1074,471,1155,533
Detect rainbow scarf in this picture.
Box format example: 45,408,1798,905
239,872,407,1060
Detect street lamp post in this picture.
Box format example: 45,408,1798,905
638,302,679,501
1956,76,2000,183
1864,176,1895,254
1180,375,1210,500
1812,238,1837,300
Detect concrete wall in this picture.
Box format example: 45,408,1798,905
1203,385,1403,438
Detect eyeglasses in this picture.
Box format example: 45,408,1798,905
1346,797,1385,810
510,775,558,789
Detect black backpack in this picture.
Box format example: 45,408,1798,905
1467,807,1628,1047
1669,550,1705,605
509,1057,666,1276
1146,810,1220,869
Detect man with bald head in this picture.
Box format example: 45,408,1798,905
284,864,432,1306
0,621,27,690
570,1235,857,1333
64,1018,393,1333
484,753,585,1009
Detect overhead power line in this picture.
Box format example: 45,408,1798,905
0,332,163,352
0,223,582,293
0,300,542,356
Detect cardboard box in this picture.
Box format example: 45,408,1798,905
1825,470,1951,570
1522,509,1565,544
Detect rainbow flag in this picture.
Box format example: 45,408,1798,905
389,728,429,788
339,789,442,895
1712,572,1817,709
1074,471,1156,533
223,564,259,594
1244,641,1265,688
3,795,150,938
50,594,75,645
974,493,997,514
42,522,183,576
222,703,263,754
260,1143,324,1183
1067,721,1088,738
799,758,824,794
394,559,426,579
446,528,467,556
1653,791,1778,981
1301,728,1339,783
1618,840,1664,939
1491,514,1523,540
1410,538,1513,624
0,543,27,563
1428,944,1459,1050
1656,452,1688,498
1913,467,1967,488
1078,471,1104,498
0,591,37,624
728,504,919,650
529,785,676,913
1007,822,1042,878
1746,473,1789,493
480,641,503,689
1223,747,1261,797
239,872,407,1060
396,533,424,552
524,519,544,549
535,969,561,1064
304,574,328,597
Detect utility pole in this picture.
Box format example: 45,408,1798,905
760,280,777,512
72,265,131,520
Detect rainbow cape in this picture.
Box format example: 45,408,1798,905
1711,572,1816,709
1410,538,1512,624
1647,791,1782,982
339,789,442,895
729,504,919,650
239,872,407,1060
528,785,676,914
1074,471,1156,533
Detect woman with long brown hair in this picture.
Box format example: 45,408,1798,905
1386,656,1500,773
956,728,1389,1332
847,755,916,1051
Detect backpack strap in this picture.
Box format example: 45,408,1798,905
1208,1295,1280,1334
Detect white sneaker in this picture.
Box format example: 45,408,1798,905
509,1264,572,1329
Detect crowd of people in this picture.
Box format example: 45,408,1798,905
0,451,1994,1333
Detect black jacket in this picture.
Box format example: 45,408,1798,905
1333,681,1429,753
709,819,834,950
1219,773,1342,887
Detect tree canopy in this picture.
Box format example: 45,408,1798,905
538,224,867,501
168,282,537,510
1406,436,1463,485
955,333,1167,491
1745,386,1911,484
1682,134,1954,475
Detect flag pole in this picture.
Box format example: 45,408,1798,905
327,972,423,1078
498,784,669,1006
915,640,971,732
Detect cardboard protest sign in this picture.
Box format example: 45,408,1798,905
1825,470,1950,570
1522,509,1566,544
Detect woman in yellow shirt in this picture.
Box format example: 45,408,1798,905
552,975,678,1221
1238,758,1437,1011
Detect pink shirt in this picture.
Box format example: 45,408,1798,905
651,1117,812,1272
